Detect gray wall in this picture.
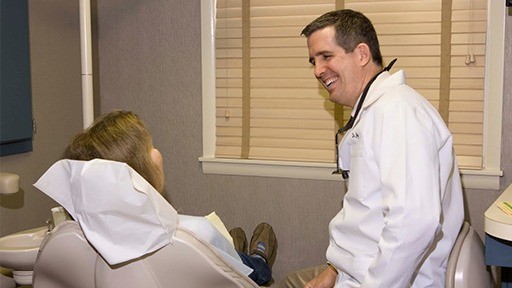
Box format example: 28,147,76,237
0,0,510,283
0,0,83,236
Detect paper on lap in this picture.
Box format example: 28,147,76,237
205,211,234,247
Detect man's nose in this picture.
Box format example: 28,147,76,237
314,62,325,79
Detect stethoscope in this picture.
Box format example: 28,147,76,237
332,58,397,179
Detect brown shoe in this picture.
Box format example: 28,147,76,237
249,223,277,268
229,227,247,254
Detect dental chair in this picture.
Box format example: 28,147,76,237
32,220,259,288
31,159,261,288
445,221,492,288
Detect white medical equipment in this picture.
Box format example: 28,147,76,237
29,159,260,287
32,220,259,288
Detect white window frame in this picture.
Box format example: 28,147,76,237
199,0,504,190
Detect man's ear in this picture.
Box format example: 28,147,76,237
355,43,371,67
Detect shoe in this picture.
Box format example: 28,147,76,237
229,227,247,254
249,222,277,268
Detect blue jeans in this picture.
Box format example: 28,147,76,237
238,252,272,285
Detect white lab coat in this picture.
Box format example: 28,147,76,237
327,70,464,288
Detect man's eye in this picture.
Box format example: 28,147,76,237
323,55,332,60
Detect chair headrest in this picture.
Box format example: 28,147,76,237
34,159,178,265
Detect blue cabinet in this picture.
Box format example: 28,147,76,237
485,234,512,287
0,0,33,156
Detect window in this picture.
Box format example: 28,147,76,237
200,0,504,189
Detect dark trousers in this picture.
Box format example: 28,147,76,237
238,252,272,285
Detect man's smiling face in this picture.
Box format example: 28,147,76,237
307,26,364,108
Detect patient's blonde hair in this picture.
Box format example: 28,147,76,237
63,110,164,192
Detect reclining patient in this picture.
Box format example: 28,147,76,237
34,110,277,286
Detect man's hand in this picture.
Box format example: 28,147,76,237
304,267,337,288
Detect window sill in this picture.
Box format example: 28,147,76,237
199,157,503,190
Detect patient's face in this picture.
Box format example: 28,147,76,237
150,148,164,192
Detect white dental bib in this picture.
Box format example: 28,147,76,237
34,159,178,265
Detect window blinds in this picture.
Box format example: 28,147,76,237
215,0,487,169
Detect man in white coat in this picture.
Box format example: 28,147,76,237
280,9,464,288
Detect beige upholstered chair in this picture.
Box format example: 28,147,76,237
32,220,259,288
445,221,492,288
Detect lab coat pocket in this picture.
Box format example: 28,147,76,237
344,133,365,191
347,129,364,158
340,130,364,170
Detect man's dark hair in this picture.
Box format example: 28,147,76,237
302,9,383,67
